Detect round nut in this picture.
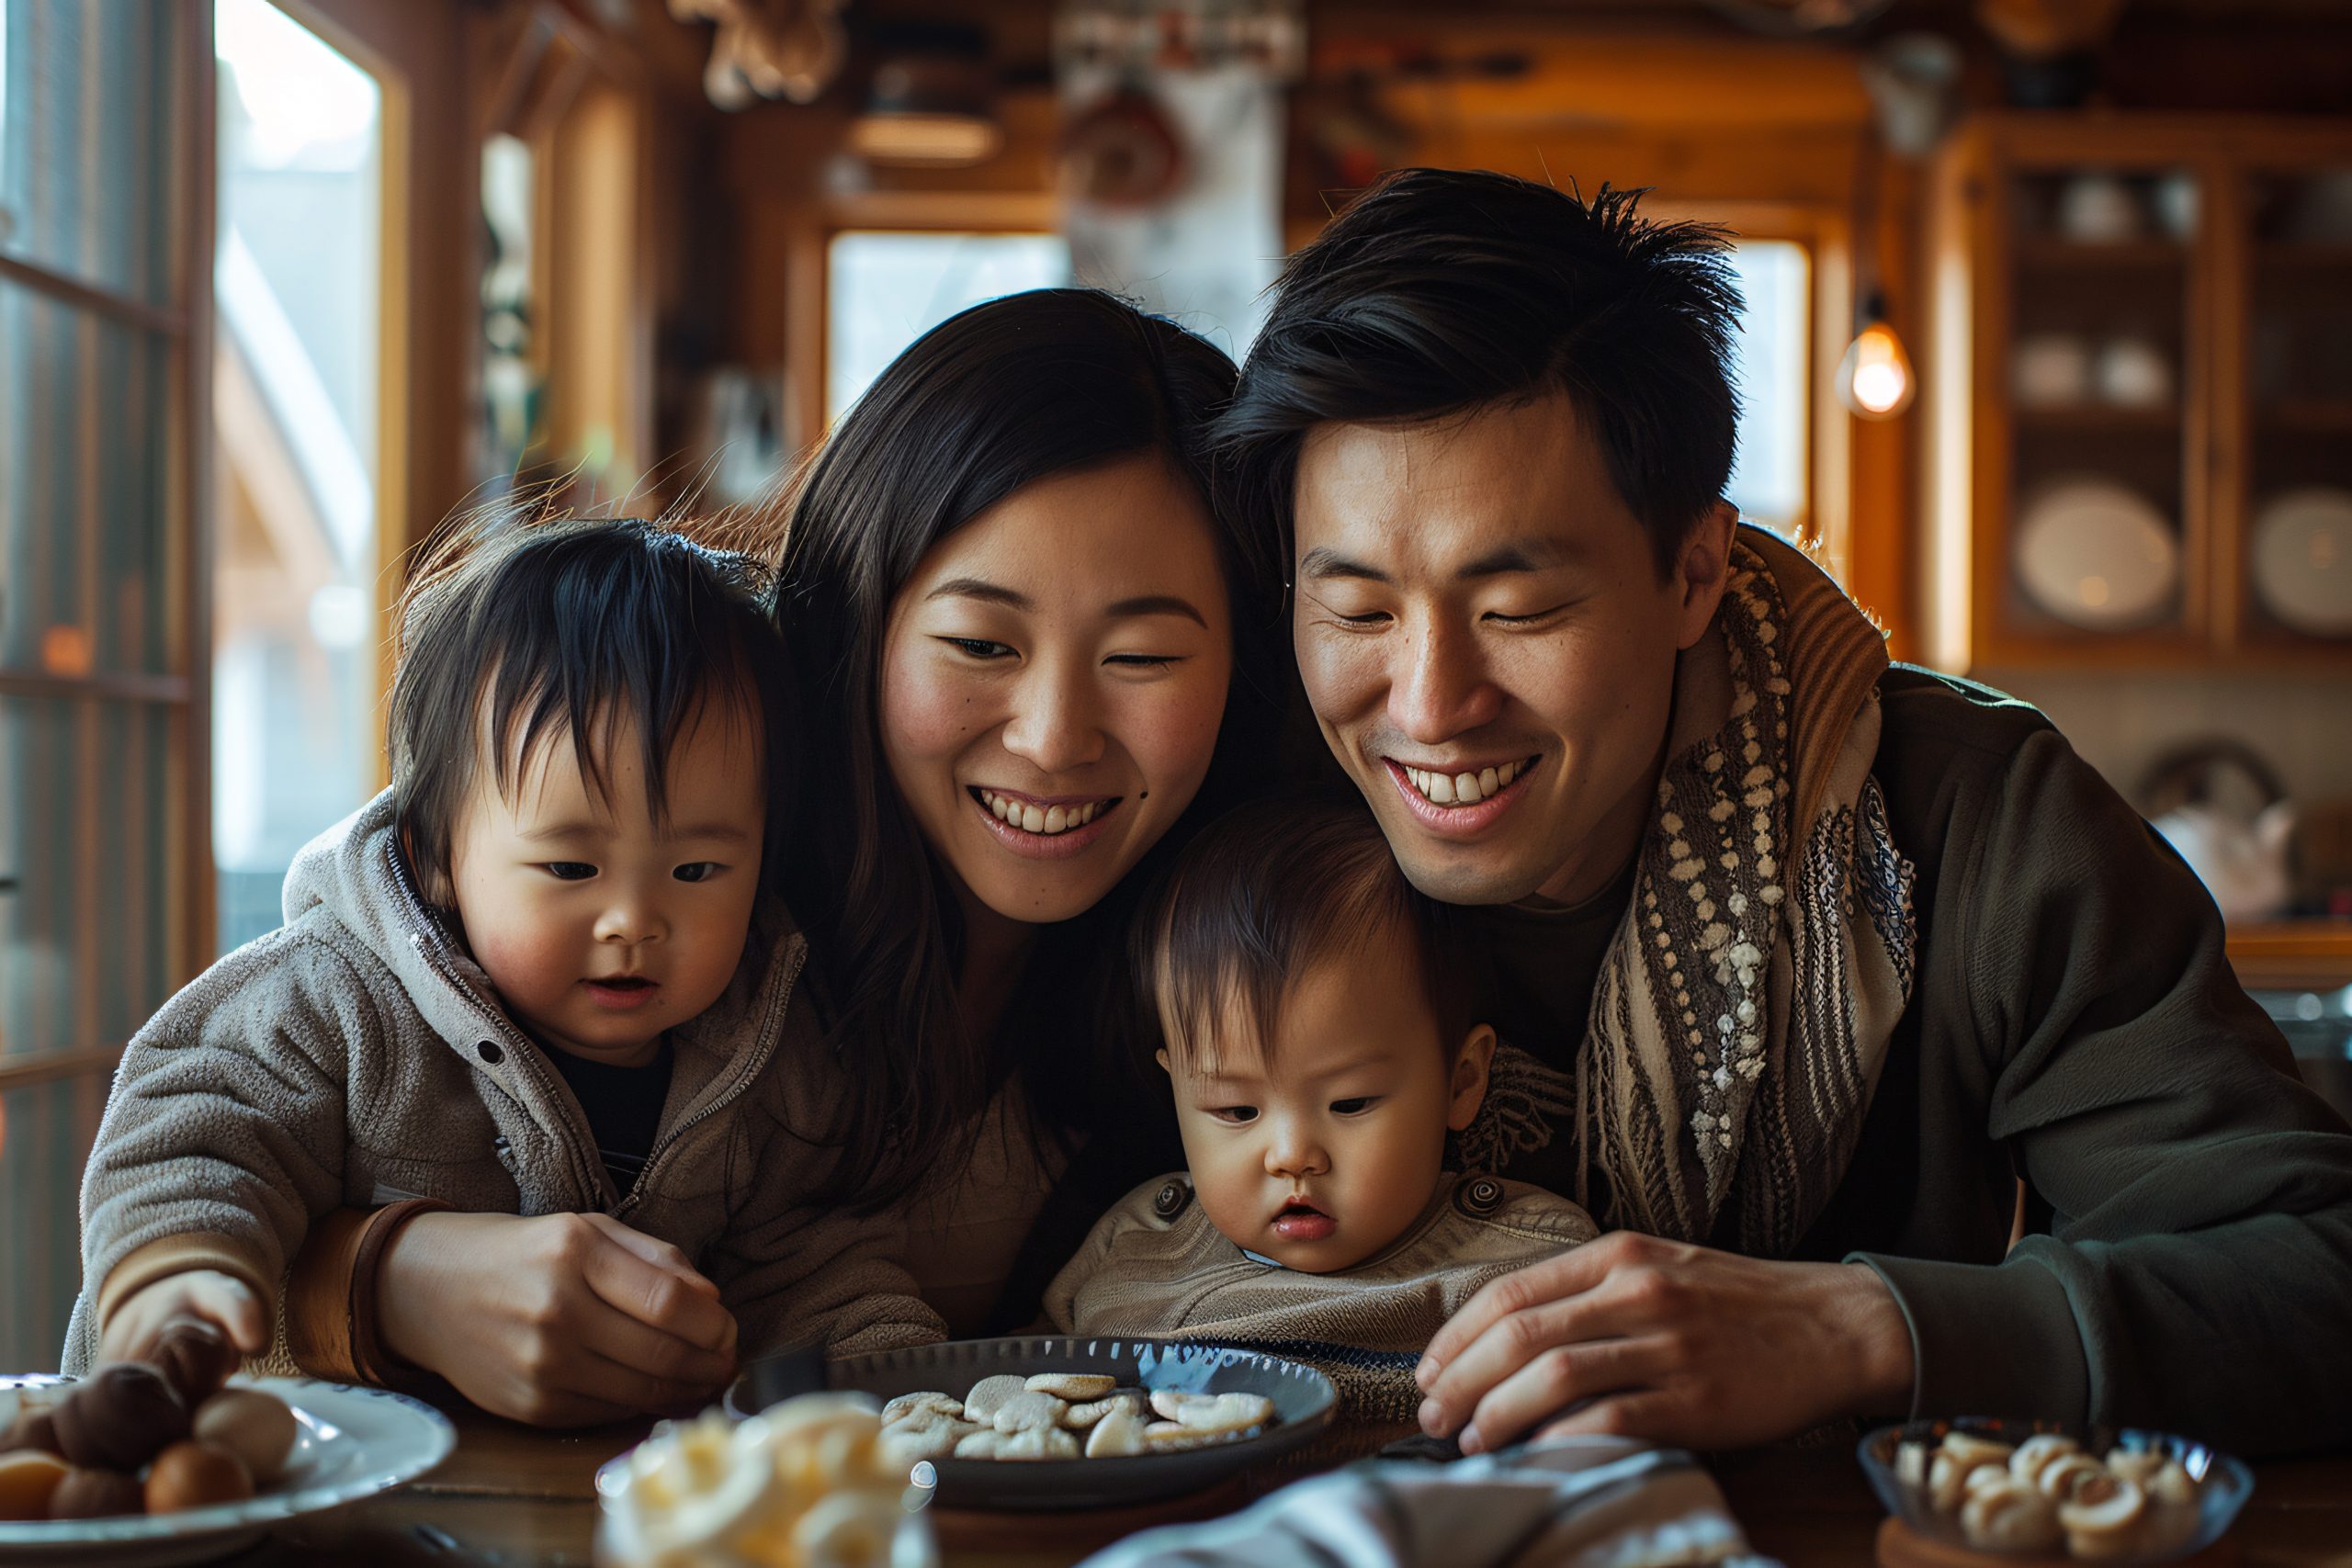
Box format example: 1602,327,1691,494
151,1317,238,1406
0,1450,72,1521
144,1440,254,1514
51,1365,188,1472
46,1465,145,1520
192,1388,298,1485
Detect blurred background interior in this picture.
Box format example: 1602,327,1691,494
4,0,2352,1368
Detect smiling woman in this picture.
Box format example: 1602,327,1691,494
773,288,1282,1330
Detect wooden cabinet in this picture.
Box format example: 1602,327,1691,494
1923,114,2352,673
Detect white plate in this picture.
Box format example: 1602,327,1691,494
0,1374,454,1567
2252,487,2352,636
2015,476,2180,630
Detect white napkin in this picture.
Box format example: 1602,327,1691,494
1077,1436,1778,1568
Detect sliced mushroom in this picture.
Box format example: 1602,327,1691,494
1940,1431,2018,1470
2009,1433,2083,1489
1928,1450,1973,1512
2103,1448,2167,1485
1895,1440,1931,1489
2144,1460,2199,1506
2060,1473,2150,1559
2038,1451,2109,1501
1961,1480,2063,1553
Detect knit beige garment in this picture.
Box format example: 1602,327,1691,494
1045,1172,1598,1420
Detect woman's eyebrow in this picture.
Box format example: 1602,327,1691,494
924,579,1207,628
1105,594,1207,627
925,577,1027,608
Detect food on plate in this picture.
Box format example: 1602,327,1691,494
150,1316,240,1407
1894,1430,2206,1561
51,1363,190,1471
0,1449,72,1520
596,1393,933,1568
143,1439,255,1513
193,1386,300,1484
0,1375,299,1520
44,1464,145,1521
871,1375,1279,1465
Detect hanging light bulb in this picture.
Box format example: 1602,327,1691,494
1838,289,1915,419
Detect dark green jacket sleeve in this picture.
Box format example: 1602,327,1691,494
1853,725,2352,1457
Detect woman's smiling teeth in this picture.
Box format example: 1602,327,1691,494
978,788,1112,835
1400,758,1530,807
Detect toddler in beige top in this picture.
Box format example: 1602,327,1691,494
1046,798,1597,1419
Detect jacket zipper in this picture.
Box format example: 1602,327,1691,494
389,852,613,1212
612,937,808,1221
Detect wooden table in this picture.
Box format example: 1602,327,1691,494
232,1404,2352,1567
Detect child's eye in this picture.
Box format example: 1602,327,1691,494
941,637,1013,660
1105,653,1181,670
1206,1105,1259,1124
673,862,724,884
543,863,597,882
1330,1097,1380,1115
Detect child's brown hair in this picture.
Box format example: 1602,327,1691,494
1134,796,1486,1073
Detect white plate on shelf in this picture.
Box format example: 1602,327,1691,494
2014,477,2180,631
2251,487,2352,637
0,1374,454,1566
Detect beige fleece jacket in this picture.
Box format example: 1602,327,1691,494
64,792,946,1373
1045,1171,1598,1420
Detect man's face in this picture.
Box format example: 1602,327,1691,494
1290,391,1731,907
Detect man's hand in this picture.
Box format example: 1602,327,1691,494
377,1211,740,1427
99,1269,268,1368
1416,1231,1917,1453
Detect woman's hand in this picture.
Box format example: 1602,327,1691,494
99,1269,268,1368
1416,1231,1917,1453
377,1210,740,1427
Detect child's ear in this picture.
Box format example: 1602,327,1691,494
1154,1047,1172,1077
1446,1024,1498,1132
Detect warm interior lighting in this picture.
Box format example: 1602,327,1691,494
845,109,1002,167
1838,296,1915,420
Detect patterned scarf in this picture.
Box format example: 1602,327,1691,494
1567,529,1917,1257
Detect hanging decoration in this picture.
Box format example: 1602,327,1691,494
669,0,848,110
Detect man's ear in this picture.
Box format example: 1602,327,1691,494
1673,500,1740,652
1446,1024,1498,1132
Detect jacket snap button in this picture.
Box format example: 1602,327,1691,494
477,1040,503,1066
1456,1176,1503,1217
1152,1180,1190,1219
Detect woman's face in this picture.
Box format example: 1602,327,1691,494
879,452,1234,927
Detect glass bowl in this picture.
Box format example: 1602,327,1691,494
1858,1416,2253,1562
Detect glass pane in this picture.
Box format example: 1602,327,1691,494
212,0,382,953
0,0,179,307
827,231,1069,423
0,279,174,677
2003,166,2197,637
1723,239,1810,536
0,695,176,1058
0,1077,101,1371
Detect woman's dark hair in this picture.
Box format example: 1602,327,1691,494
1215,168,1744,578
390,513,793,904
772,288,1282,1212
1137,797,1483,1075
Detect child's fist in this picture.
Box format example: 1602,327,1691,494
98,1271,266,1381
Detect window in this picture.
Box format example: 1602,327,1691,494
1722,238,1812,537
826,230,1068,424
210,0,384,952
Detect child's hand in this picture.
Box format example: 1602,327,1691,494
375,1210,739,1427
98,1269,268,1369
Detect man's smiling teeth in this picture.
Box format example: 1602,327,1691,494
1402,759,1526,807
978,789,1106,835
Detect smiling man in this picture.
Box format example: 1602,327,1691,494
1214,168,2352,1458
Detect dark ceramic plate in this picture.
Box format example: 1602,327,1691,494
726,1336,1337,1511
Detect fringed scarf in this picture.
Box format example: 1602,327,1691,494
1570,528,1918,1257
